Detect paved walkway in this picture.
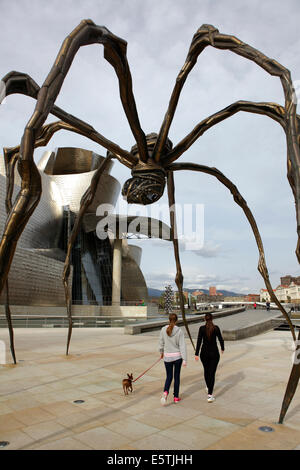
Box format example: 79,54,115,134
142,309,282,339
206,308,281,330
0,327,299,450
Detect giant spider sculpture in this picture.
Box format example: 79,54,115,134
0,20,300,423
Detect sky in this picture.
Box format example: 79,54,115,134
0,0,299,294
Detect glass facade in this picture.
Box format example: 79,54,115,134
59,208,114,305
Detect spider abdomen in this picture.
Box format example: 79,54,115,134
122,132,172,205
122,169,166,205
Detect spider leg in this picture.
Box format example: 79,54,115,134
4,280,16,364
163,100,286,165
168,161,296,341
3,119,133,212
153,24,296,164
3,122,121,358
167,171,195,351
1,67,139,361
1,119,127,362
0,20,149,357
0,104,132,364
153,25,300,261
2,145,19,363
1,73,136,348
168,161,298,423
3,147,19,214
1,71,136,167
63,153,113,355
163,98,300,261
2,71,40,101
279,331,300,423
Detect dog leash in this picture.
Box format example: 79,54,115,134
132,357,162,383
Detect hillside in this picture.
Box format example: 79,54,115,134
148,287,243,298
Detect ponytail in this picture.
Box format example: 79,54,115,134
166,313,178,336
205,313,216,339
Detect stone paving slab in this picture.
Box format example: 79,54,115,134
0,327,299,450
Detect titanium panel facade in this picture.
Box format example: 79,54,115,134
0,147,150,309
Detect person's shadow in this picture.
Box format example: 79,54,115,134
214,371,245,397
182,370,245,397
284,402,300,420
220,343,254,366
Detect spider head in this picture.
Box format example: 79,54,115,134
121,133,172,205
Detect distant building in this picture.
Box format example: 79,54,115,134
224,296,245,302
195,294,211,303
260,277,300,304
209,294,224,301
182,291,189,301
280,275,300,286
148,297,162,306
260,289,275,303
192,290,204,297
192,290,205,302
244,294,260,302
209,286,217,296
174,287,228,306
174,291,189,304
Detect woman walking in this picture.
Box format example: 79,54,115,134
195,313,224,402
159,313,187,405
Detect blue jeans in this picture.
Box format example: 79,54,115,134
164,358,183,398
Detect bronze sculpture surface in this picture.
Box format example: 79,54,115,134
0,20,299,423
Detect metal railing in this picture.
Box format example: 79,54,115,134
71,299,150,306
0,315,150,329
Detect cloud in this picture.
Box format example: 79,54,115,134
0,0,299,295
135,237,221,258
183,241,221,258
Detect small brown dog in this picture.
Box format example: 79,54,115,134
122,373,133,395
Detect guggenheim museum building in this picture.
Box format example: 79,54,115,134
0,147,170,318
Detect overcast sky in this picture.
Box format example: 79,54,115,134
0,0,299,294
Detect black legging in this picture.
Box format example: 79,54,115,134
200,352,220,395
164,358,183,398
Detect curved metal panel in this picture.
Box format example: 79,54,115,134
44,147,114,175
121,256,148,303
48,172,120,214
127,245,142,266
38,148,120,214
86,214,172,240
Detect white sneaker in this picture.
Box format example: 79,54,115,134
207,395,215,403
161,393,168,405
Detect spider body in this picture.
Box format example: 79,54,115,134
121,133,172,205
0,20,300,423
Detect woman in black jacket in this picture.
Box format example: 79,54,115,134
195,313,224,402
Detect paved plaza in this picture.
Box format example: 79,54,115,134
0,325,299,450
